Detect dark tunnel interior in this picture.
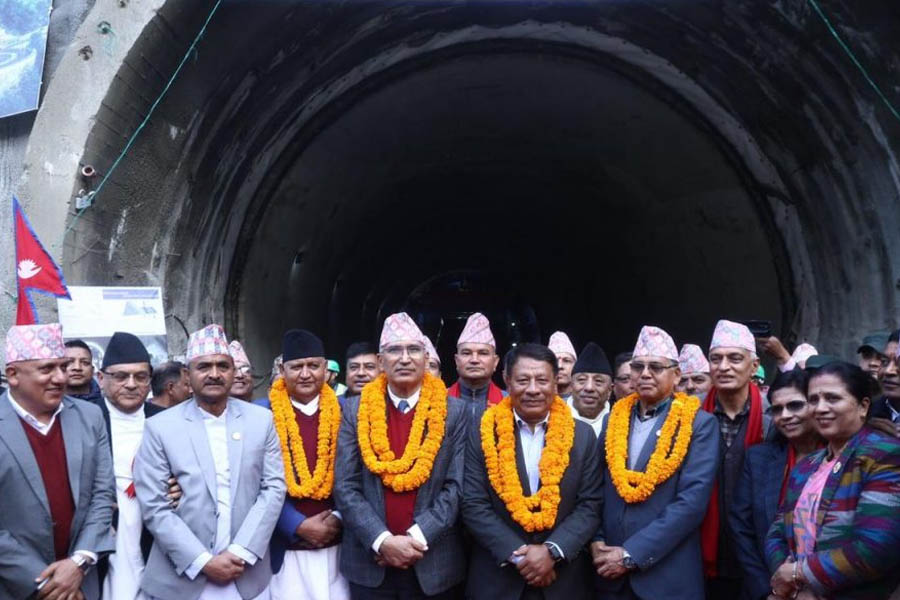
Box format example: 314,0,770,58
78,0,900,381
236,47,787,375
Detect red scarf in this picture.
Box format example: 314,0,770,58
448,380,503,406
778,445,796,506
700,383,764,578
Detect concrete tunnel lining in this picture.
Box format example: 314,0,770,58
16,1,900,369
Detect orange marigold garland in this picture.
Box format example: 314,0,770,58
480,396,575,532
605,392,701,503
269,377,341,500
357,372,447,492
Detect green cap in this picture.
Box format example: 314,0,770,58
327,359,340,373
753,365,766,380
857,331,890,354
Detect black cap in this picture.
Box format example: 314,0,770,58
572,342,612,376
283,329,325,362
857,331,890,354
102,332,151,370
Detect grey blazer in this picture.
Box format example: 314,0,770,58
0,392,115,600
133,398,286,600
462,418,603,600
594,402,720,600
333,395,468,595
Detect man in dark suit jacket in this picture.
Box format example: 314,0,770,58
463,343,602,600
90,331,167,599
334,312,467,599
592,326,719,600
0,323,115,600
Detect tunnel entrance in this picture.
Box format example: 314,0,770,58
46,1,900,370
234,46,787,365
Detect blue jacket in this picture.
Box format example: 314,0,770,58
594,402,720,600
253,396,308,574
729,440,788,600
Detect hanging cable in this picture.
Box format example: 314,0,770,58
65,0,223,237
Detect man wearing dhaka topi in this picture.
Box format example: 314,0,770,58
261,329,349,600
463,343,602,600
450,312,504,418
592,326,719,600
334,312,468,600
134,324,285,600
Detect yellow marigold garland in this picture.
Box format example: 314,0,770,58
269,377,341,500
480,396,575,532
357,372,447,492
605,392,701,503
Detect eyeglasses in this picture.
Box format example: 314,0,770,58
766,400,808,416
103,371,151,385
236,365,252,376
382,345,425,359
629,361,677,375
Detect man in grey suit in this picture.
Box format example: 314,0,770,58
463,343,602,600
334,312,467,600
0,323,115,600
134,324,286,600
591,326,719,600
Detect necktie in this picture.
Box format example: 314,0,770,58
398,400,410,414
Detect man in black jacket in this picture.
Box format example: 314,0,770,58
463,343,602,600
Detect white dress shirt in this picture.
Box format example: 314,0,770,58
184,407,257,580
510,410,563,560
7,390,64,435
102,399,147,600
571,403,609,437
371,385,427,554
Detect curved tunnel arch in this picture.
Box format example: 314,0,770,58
22,1,900,367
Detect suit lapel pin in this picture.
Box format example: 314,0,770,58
655,430,662,437
832,461,841,474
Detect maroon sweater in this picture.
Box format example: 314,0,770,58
384,402,418,534
288,407,338,550
20,418,76,560
292,407,336,518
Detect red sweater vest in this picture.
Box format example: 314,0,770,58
291,407,335,518
20,418,75,560
383,402,418,534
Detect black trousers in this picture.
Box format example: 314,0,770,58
350,568,462,600
706,576,742,600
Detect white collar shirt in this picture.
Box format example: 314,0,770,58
387,386,421,412
513,411,550,495
291,395,320,416
7,390,64,436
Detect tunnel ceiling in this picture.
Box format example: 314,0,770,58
242,48,783,359
54,0,900,364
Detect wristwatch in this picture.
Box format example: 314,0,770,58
544,542,563,563
69,553,92,575
621,550,637,570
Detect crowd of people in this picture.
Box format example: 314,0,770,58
1,311,899,600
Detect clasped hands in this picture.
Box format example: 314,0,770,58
202,550,246,584
295,509,342,548
767,559,818,600
374,534,427,569
591,541,632,580
510,544,556,587
35,558,85,600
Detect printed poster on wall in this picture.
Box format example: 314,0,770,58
58,286,169,367
0,0,52,119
